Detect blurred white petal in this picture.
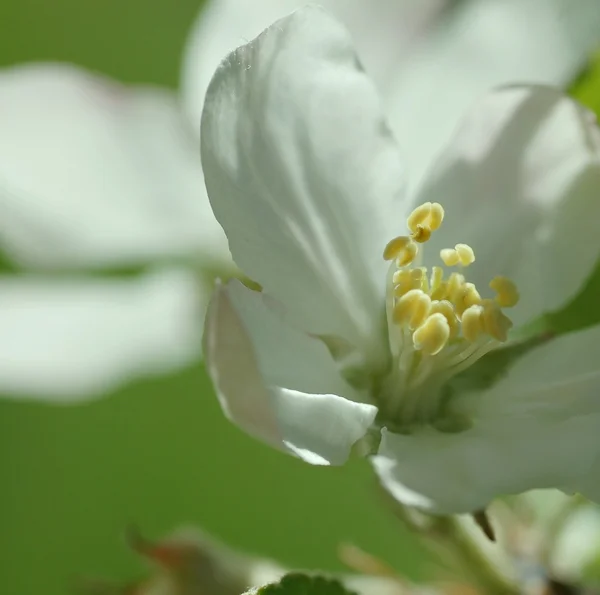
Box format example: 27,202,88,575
181,0,449,134
387,0,600,188
184,0,600,194
0,269,203,399
0,63,229,269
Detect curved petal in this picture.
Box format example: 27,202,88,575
201,7,408,349
372,325,600,513
413,86,600,326
203,280,378,465
0,64,229,269
181,0,448,133
386,0,600,188
0,269,203,400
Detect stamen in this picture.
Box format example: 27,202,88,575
428,203,444,231
406,202,445,244
412,225,431,243
430,266,443,294
393,289,432,330
396,241,418,267
461,305,484,342
481,300,513,342
381,201,519,423
407,203,432,234
430,300,459,338
490,276,520,308
430,281,448,301
413,313,450,355
441,243,475,267
446,273,465,303
440,248,460,267
417,267,430,293
455,243,475,266
392,271,417,297
454,282,482,316
383,235,412,261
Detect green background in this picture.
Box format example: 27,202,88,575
0,1,424,593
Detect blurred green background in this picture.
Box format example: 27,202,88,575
0,1,425,594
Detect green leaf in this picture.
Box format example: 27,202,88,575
247,574,358,595
571,51,600,117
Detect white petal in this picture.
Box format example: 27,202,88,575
181,0,449,133
373,325,600,513
387,0,600,188
203,280,378,465
0,269,202,400
0,64,229,269
414,86,600,326
201,7,407,349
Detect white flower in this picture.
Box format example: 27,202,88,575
1,0,599,399
201,7,600,514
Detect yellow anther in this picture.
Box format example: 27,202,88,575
393,289,432,330
395,240,418,267
490,276,520,308
412,225,431,243
417,267,430,293
385,202,516,359
462,305,484,343
446,273,465,304
463,283,482,308
413,313,450,356
455,243,476,266
393,269,422,297
430,266,444,294
430,300,459,338
453,282,482,316
407,203,432,234
440,248,460,267
383,235,412,261
430,281,448,301
394,282,414,297
428,203,445,231
481,300,513,342
392,269,411,285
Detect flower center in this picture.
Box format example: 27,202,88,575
378,202,519,429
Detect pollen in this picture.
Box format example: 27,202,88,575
384,202,519,366
383,235,412,261
455,244,475,266
490,276,520,308
440,248,460,267
407,202,445,235
396,240,418,267
430,299,459,338
461,305,484,342
440,243,475,267
393,289,431,330
481,300,513,342
413,313,450,355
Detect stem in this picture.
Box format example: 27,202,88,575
427,516,519,595
385,494,519,594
